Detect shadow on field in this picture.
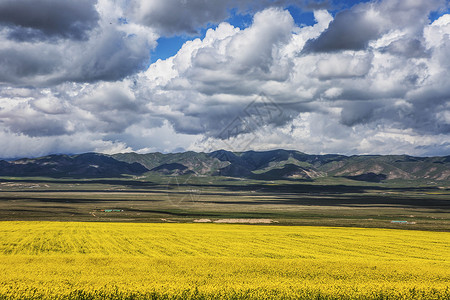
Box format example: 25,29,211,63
168,182,449,209
0,178,167,192
0,196,164,203
1,178,448,210
204,195,450,209
167,181,443,194
221,183,442,194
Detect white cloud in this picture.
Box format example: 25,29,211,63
0,0,449,158
0,130,132,159
424,14,450,48
0,0,158,86
315,51,373,79
136,2,449,156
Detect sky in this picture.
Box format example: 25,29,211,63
0,0,449,158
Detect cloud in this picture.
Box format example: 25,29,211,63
0,0,326,86
315,52,373,79
0,0,99,41
139,8,298,137
73,81,148,134
192,112,450,156
128,0,323,36
0,46,61,84
0,0,158,86
379,38,429,58
0,0,449,158
424,13,450,48
304,0,445,52
130,0,230,36
304,6,382,52
136,2,449,155
0,130,132,159
0,78,150,139
0,27,156,85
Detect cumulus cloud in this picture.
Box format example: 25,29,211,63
379,38,428,58
0,0,99,41
192,112,450,156
129,0,230,36
303,6,382,52
128,0,324,36
304,0,445,52
0,130,132,159
137,0,449,155
0,0,449,158
137,7,299,138
0,0,158,86
315,52,373,79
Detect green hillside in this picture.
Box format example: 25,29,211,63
1,150,448,182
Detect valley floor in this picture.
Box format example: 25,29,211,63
0,175,449,298
0,175,449,231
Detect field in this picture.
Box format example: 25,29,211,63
0,175,449,230
0,221,449,299
0,176,449,299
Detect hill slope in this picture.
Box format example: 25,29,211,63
113,150,450,182
1,150,449,181
0,153,148,178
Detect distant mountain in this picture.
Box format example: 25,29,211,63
320,155,450,181
151,163,194,176
112,151,228,175
114,150,450,182
0,150,449,181
0,153,148,178
252,164,321,180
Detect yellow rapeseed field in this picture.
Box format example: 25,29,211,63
0,221,449,299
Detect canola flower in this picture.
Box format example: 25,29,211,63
0,221,449,299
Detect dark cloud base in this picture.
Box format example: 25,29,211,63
0,0,449,158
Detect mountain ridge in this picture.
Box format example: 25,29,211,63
0,150,448,181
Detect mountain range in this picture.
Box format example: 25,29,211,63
0,150,449,182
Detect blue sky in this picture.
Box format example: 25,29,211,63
0,0,449,158
151,4,320,62
151,0,449,63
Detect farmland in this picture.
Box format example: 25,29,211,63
0,175,449,299
0,175,449,230
0,221,449,299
